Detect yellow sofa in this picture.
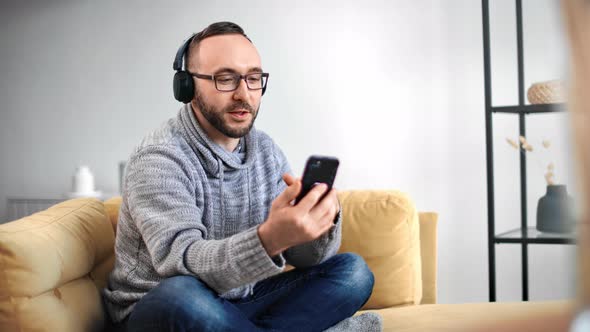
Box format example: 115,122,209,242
0,190,571,331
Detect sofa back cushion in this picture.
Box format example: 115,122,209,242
0,198,115,332
337,190,422,309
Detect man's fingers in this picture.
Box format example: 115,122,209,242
282,173,297,186
308,188,337,220
274,174,301,207
317,210,336,234
297,183,329,212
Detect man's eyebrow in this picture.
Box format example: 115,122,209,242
248,67,263,73
213,67,264,74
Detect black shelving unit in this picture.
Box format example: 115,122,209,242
482,0,576,302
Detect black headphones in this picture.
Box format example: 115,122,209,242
172,34,197,103
172,34,267,103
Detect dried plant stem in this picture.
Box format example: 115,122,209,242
517,148,555,185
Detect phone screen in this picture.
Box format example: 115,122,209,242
294,156,339,204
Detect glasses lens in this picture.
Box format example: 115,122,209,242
245,73,264,90
215,74,239,91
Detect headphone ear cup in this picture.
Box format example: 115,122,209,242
173,71,194,103
261,75,268,96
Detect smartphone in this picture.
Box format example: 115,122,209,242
294,155,340,205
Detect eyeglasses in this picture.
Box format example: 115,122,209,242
189,72,269,92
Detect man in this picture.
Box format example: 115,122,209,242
103,21,380,332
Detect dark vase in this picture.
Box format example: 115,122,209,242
536,185,575,233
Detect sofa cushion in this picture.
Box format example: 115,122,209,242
0,198,115,332
366,300,573,332
103,196,123,234
337,190,422,309
418,212,438,304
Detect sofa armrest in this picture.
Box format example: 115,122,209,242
419,212,438,304
103,196,122,235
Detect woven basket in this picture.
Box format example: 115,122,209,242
527,79,565,104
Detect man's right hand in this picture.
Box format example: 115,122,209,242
257,173,339,257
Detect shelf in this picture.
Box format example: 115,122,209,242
491,103,565,114
483,0,568,301
495,227,576,244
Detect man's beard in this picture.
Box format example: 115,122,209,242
194,90,259,139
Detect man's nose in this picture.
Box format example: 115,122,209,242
232,78,251,101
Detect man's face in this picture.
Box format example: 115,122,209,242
189,34,263,139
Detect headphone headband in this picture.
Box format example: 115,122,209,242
173,33,196,71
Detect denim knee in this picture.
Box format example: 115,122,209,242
127,275,232,332
157,276,225,320
330,253,375,305
157,275,205,293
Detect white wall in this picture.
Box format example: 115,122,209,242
0,0,576,304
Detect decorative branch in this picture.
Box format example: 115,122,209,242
505,135,555,185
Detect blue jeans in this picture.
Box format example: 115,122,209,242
114,253,374,332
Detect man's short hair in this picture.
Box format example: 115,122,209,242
186,21,252,70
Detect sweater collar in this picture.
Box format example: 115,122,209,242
178,104,257,178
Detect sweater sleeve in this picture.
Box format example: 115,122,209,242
271,144,343,268
126,145,284,295
283,213,342,268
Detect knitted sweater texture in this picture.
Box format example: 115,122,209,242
103,105,342,322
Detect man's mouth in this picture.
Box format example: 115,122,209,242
228,110,250,119
229,108,250,114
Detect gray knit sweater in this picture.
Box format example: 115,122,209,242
103,105,342,323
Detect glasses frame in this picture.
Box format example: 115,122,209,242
189,72,269,92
